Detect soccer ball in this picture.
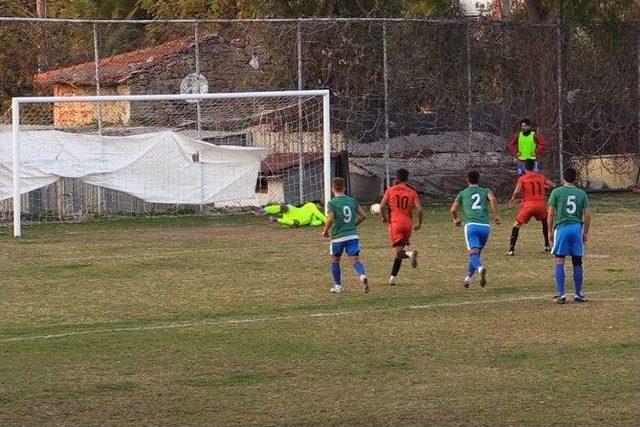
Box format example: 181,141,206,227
370,203,381,215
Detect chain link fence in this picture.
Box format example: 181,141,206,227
1,17,639,220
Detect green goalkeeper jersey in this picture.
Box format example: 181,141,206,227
548,185,589,229
454,186,492,224
327,195,359,239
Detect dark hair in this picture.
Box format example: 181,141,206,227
332,177,345,191
396,168,409,182
468,170,480,184
521,118,532,126
524,159,536,171
563,167,577,183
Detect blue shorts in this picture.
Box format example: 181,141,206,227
464,223,491,250
517,161,539,175
552,223,583,257
330,237,360,257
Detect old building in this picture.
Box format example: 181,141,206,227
33,30,290,128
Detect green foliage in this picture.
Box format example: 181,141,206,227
134,0,462,19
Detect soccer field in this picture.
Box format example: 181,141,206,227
1,193,639,425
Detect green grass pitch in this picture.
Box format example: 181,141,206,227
1,193,639,425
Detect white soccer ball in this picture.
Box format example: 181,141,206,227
370,203,381,215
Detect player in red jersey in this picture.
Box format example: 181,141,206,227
507,159,556,255
379,168,424,285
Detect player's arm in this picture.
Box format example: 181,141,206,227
547,206,555,243
509,182,523,206
413,197,424,231
535,133,550,155
488,192,501,225
321,210,334,237
508,133,518,158
450,201,461,227
582,207,591,244
379,192,390,223
356,204,367,226
545,179,556,189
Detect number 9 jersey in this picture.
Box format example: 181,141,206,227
327,195,360,240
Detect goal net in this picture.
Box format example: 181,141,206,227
2,91,333,236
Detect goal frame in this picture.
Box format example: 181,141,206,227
10,89,331,237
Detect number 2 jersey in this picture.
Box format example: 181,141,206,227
384,183,419,225
327,194,359,240
454,186,492,224
517,172,547,207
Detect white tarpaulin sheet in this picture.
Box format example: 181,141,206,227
0,130,267,204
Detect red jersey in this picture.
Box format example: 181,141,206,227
384,183,419,224
518,172,547,207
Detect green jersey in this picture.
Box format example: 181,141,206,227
455,186,492,224
327,195,359,239
548,185,589,229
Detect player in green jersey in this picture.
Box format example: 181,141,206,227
547,167,591,304
322,177,369,294
451,171,501,288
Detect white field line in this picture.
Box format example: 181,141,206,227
2,293,636,343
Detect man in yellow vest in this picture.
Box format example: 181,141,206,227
508,118,550,175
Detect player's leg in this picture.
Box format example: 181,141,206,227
553,257,567,303
402,226,417,268
541,220,550,251
572,255,586,302
346,239,368,293
507,220,522,256
477,226,490,287
389,245,406,285
509,207,534,255
533,206,551,251
389,224,413,284
329,243,344,293
569,223,586,302
463,224,485,287
464,248,480,288
551,226,569,303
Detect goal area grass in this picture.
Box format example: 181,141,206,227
1,193,639,425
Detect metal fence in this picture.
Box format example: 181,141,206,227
1,17,639,201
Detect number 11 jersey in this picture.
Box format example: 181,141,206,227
518,172,547,207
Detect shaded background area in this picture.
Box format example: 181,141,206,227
1,2,639,218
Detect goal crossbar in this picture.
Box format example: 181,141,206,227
10,90,332,237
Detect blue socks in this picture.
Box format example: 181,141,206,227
353,261,366,277
332,261,366,285
573,265,583,295
555,263,566,296
467,261,476,278
470,252,483,272
331,263,341,285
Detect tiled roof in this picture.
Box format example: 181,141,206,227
34,33,215,86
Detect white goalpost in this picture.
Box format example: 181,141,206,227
6,90,332,237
